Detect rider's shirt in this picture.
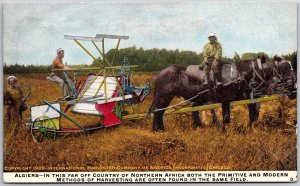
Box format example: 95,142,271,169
51,57,65,78
52,57,65,69
203,41,222,62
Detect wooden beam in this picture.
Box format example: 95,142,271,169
64,35,102,42
51,65,138,71
122,95,280,120
96,34,129,40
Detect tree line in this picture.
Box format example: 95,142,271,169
91,46,236,72
3,64,51,74
3,47,297,74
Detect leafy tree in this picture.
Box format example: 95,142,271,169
241,52,270,61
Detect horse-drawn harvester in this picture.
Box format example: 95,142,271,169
26,34,151,143
25,33,297,143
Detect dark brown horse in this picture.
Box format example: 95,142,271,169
149,56,296,131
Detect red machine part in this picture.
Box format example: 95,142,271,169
95,101,122,127
69,74,124,127
94,76,122,127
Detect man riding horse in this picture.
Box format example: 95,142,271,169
150,52,296,131
200,32,223,88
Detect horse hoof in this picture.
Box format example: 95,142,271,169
199,124,204,128
153,128,159,132
152,127,165,132
220,125,226,133
192,122,203,128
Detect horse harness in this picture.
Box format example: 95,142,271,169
244,58,294,99
153,59,295,113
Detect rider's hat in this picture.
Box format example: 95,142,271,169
208,32,217,38
57,48,64,54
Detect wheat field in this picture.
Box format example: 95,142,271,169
3,73,297,172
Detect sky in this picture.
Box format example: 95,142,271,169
3,2,297,66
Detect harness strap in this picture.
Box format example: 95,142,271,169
256,59,268,80
288,60,294,71
256,58,262,70
272,66,283,79
264,61,278,81
273,60,289,80
248,60,268,101
251,61,265,83
154,89,209,112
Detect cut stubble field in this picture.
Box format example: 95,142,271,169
3,73,297,172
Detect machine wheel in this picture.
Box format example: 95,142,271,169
31,116,57,143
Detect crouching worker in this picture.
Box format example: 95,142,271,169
4,76,27,133
50,48,75,101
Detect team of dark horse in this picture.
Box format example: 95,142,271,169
149,55,297,131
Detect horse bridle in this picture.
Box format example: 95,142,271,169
238,58,296,99
242,60,268,99
272,59,296,94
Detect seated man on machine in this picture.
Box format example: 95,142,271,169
49,48,75,100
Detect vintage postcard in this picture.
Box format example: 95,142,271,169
2,1,297,183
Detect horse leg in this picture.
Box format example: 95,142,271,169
152,96,173,131
248,103,261,126
153,111,165,131
210,109,220,127
191,102,203,128
221,102,231,131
